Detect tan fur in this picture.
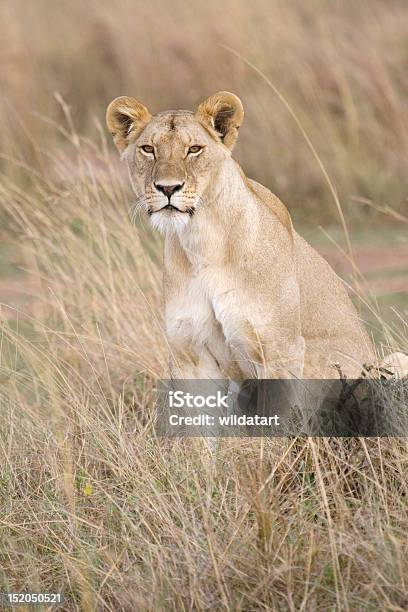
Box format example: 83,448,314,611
107,91,376,380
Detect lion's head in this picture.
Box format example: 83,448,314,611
106,92,244,233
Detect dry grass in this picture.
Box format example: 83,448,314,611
1,1,408,609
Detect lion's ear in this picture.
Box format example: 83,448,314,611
195,91,244,150
106,96,151,153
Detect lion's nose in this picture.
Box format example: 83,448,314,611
154,182,184,198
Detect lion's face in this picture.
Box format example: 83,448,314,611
125,111,229,233
106,92,244,233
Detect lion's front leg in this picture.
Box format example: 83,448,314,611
166,311,225,380
228,316,305,381
168,342,224,380
227,316,306,428
167,331,229,445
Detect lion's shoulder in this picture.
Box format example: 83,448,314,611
245,178,293,235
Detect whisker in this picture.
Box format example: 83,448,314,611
196,194,205,209
128,194,147,224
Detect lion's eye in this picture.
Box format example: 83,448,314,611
140,145,154,155
188,145,203,155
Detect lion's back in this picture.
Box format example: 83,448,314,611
246,177,374,375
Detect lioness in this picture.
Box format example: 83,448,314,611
106,91,375,380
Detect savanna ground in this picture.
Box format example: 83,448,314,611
1,1,408,610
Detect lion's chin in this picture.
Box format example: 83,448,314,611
149,210,191,235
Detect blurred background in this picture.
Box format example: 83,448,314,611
0,0,407,327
